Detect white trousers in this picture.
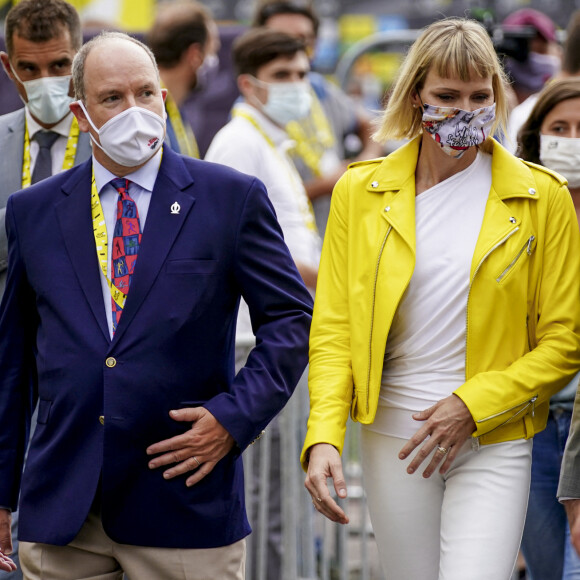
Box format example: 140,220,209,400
360,429,532,580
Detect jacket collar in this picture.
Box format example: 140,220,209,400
365,136,540,202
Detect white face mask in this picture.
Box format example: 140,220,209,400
78,101,166,167
198,53,219,78
539,134,580,188
251,78,312,126
11,65,73,125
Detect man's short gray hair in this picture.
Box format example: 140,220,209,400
72,31,160,102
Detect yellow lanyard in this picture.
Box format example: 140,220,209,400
22,116,80,188
285,88,335,177
232,107,318,234
164,92,199,159
90,170,127,310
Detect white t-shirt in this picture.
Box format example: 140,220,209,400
205,102,321,341
368,151,492,440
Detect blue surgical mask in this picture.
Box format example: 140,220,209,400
251,77,312,126
11,65,73,125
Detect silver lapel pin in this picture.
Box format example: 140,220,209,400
170,201,181,215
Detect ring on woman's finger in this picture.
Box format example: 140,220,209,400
437,446,448,455
193,456,201,468
316,497,322,502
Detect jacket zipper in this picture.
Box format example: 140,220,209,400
466,226,519,447
496,235,535,282
366,226,392,414
476,395,538,424
472,395,538,450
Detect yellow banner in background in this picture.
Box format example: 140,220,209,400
11,0,155,32
119,0,155,31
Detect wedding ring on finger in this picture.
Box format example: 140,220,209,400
437,446,448,455
193,456,201,468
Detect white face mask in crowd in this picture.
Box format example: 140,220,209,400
251,78,312,126
78,101,166,167
420,101,496,159
539,134,580,188
12,65,74,125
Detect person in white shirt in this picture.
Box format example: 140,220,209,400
206,28,320,295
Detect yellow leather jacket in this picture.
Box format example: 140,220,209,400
301,137,580,468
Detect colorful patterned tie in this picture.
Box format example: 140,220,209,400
110,178,141,333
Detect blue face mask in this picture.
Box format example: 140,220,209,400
12,65,73,125
251,77,312,126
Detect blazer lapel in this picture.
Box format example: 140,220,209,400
111,149,196,345
55,161,110,341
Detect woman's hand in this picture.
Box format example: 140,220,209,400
304,443,350,524
398,394,476,478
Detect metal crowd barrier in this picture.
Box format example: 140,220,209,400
242,359,385,580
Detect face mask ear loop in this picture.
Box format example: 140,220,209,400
77,100,100,134
77,100,108,155
246,76,270,111
416,89,426,114
9,63,33,108
9,62,25,86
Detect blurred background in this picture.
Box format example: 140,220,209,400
0,0,577,126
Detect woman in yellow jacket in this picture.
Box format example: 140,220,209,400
302,17,580,580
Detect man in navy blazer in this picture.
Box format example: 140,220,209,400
0,31,312,579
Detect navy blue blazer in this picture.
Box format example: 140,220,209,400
0,146,313,549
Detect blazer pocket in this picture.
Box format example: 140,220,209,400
37,399,53,425
166,259,218,275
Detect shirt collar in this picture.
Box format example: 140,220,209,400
236,102,294,149
93,148,163,195
25,109,73,139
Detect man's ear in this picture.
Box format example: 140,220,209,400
0,52,15,81
237,74,252,99
185,43,204,73
69,101,90,133
161,88,168,103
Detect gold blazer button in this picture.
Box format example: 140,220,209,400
105,357,116,368
99,416,105,425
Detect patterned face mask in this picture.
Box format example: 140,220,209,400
420,102,496,159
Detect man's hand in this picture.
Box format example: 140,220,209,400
304,443,349,524
147,407,235,487
398,394,476,478
0,509,16,572
564,499,580,556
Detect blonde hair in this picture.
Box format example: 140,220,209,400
374,18,509,153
